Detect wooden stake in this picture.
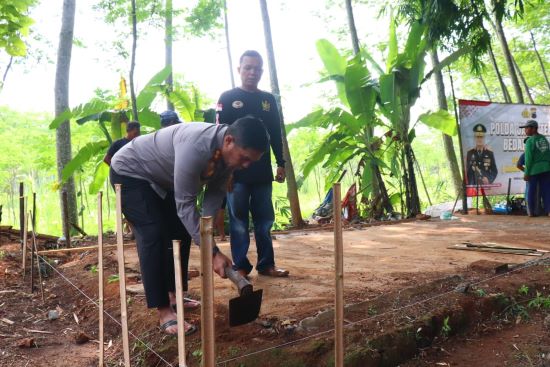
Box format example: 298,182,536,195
333,183,344,367
97,192,104,367
200,216,215,367
62,190,71,248
32,192,36,230
30,212,44,303
172,240,187,367
115,184,131,367
22,199,28,276
19,182,24,249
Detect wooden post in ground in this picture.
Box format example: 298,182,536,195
62,190,71,247
200,216,215,367
97,192,105,367
172,240,187,367
19,182,24,248
115,184,131,367
32,192,36,230
30,212,44,303
333,183,344,367
22,199,28,276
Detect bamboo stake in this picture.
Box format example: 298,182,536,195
97,192,104,367
115,184,131,367
333,183,344,367
172,240,187,367
30,211,44,303
19,182,24,249
200,217,215,367
22,199,28,276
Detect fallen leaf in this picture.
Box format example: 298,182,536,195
16,338,35,348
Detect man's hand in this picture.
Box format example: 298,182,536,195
481,177,489,185
212,251,232,278
275,166,286,183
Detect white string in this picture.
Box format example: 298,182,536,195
217,256,549,365
36,253,174,367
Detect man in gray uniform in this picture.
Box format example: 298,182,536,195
110,117,269,335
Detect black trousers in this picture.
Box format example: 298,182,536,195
110,169,191,308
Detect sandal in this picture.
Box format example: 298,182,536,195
159,319,198,336
172,297,201,313
258,267,289,277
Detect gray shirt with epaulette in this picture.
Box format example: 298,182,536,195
111,122,230,246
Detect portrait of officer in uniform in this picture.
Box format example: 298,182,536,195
466,123,498,186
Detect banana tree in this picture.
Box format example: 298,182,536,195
49,66,204,195
294,20,462,217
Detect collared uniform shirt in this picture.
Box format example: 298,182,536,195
111,122,230,246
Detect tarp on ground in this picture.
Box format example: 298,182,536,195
459,100,550,196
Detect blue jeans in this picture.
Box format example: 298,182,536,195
527,171,550,215
227,182,275,273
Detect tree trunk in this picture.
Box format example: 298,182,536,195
54,0,78,238
165,0,174,110
530,31,550,92
490,6,524,103
1,56,13,93
259,0,303,227
129,0,138,120
430,49,463,198
223,0,235,88
478,74,492,100
512,55,534,104
404,143,421,216
487,42,511,103
345,0,360,55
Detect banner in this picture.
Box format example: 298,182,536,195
459,100,550,196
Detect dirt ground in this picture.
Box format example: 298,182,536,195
0,214,549,366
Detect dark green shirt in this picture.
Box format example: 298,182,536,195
524,134,550,176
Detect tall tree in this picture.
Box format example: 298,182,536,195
223,0,235,88
529,31,550,92
129,0,138,119
259,0,303,227
430,50,463,197
487,0,524,103
54,0,78,238
487,42,512,102
165,0,174,110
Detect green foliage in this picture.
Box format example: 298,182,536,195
185,0,223,38
0,1,36,56
89,264,98,274
107,274,119,283
417,110,457,136
475,288,487,297
440,316,451,337
527,292,550,309
518,284,529,295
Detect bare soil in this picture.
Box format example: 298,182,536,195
0,214,549,366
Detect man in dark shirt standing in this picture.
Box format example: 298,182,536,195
217,50,289,278
103,121,141,165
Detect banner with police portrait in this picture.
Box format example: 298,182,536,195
459,100,550,196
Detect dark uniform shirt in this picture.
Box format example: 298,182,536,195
217,88,285,184
466,148,498,185
107,138,130,159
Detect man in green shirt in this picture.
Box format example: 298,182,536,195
521,120,550,216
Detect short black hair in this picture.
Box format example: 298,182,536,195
226,115,270,153
127,121,140,132
239,50,263,66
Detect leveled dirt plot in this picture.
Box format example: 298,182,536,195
0,214,549,366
